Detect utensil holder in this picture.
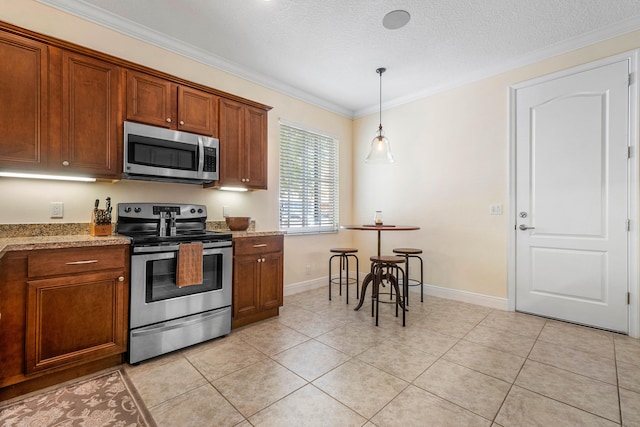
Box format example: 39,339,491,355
90,210,112,236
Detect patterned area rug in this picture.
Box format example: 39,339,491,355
0,369,155,426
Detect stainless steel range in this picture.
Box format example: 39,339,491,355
116,203,232,364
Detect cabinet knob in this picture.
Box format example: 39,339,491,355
62,161,69,167
179,120,185,126
257,258,262,263
166,118,172,123
118,276,125,282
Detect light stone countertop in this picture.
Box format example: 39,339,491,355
0,223,284,260
0,234,131,259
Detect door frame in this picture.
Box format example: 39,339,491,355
507,50,640,338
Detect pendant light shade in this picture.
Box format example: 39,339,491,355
365,67,394,164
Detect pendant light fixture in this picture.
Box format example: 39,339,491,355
365,67,394,164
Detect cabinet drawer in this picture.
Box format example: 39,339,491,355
28,246,126,278
234,235,283,256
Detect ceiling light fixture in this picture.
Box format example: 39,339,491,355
365,67,394,164
383,10,411,30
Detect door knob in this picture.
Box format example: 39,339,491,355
519,224,535,230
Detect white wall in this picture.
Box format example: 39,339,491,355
0,0,355,289
353,30,640,299
3,0,640,303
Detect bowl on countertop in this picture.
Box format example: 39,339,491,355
225,216,251,231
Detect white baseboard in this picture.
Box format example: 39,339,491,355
284,277,326,296
285,273,508,311
417,283,508,310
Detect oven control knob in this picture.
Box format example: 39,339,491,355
190,208,196,213
124,207,131,213
198,208,203,214
134,207,141,213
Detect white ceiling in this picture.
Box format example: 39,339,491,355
39,0,640,117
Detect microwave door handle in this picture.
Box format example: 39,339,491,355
197,137,205,174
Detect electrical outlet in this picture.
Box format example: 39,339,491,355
223,206,229,217
305,264,311,275
50,202,64,218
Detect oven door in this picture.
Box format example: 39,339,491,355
129,244,232,329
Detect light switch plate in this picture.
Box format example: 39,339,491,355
489,203,503,215
223,206,229,217
50,202,64,218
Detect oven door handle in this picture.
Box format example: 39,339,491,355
131,308,229,337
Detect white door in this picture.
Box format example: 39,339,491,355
515,59,629,333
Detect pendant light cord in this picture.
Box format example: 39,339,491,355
377,67,386,135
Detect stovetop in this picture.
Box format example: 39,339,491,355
116,202,232,246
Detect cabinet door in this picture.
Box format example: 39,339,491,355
218,98,245,187
0,253,28,385
52,50,121,178
178,86,217,136
126,70,174,128
233,254,260,319
25,270,127,375
0,32,48,170
244,106,268,189
259,251,283,310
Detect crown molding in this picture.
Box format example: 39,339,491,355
36,0,354,117
37,0,640,119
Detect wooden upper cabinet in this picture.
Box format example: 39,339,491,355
0,31,48,170
214,97,268,190
244,105,268,189
178,86,217,136
126,70,217,136
49,48,122,179
125,70,174,128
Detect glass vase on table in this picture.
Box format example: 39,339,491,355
374,211,383,226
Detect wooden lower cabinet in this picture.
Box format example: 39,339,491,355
232,235,283,328
0,245,129,400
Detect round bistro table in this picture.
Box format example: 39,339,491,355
340,224,420,311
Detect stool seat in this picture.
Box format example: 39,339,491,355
331,247,358,254
370,255,405,264
393,248,423,255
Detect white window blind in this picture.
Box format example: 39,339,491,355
279,123,338,234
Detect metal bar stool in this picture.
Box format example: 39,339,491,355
329,248,359,304
369,255,406,326
393,248,424,305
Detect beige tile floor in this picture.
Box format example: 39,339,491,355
124,286,640,427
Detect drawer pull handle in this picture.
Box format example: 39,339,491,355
253,244,268,248
65,260,99,265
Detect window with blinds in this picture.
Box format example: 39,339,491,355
279,123,339,234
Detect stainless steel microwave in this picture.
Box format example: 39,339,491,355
123,121,219,184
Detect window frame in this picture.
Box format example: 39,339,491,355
278,121,339,235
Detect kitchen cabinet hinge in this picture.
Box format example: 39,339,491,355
628,292,631,305
627,219,631,231
630,73,633,86
628,146,632,159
